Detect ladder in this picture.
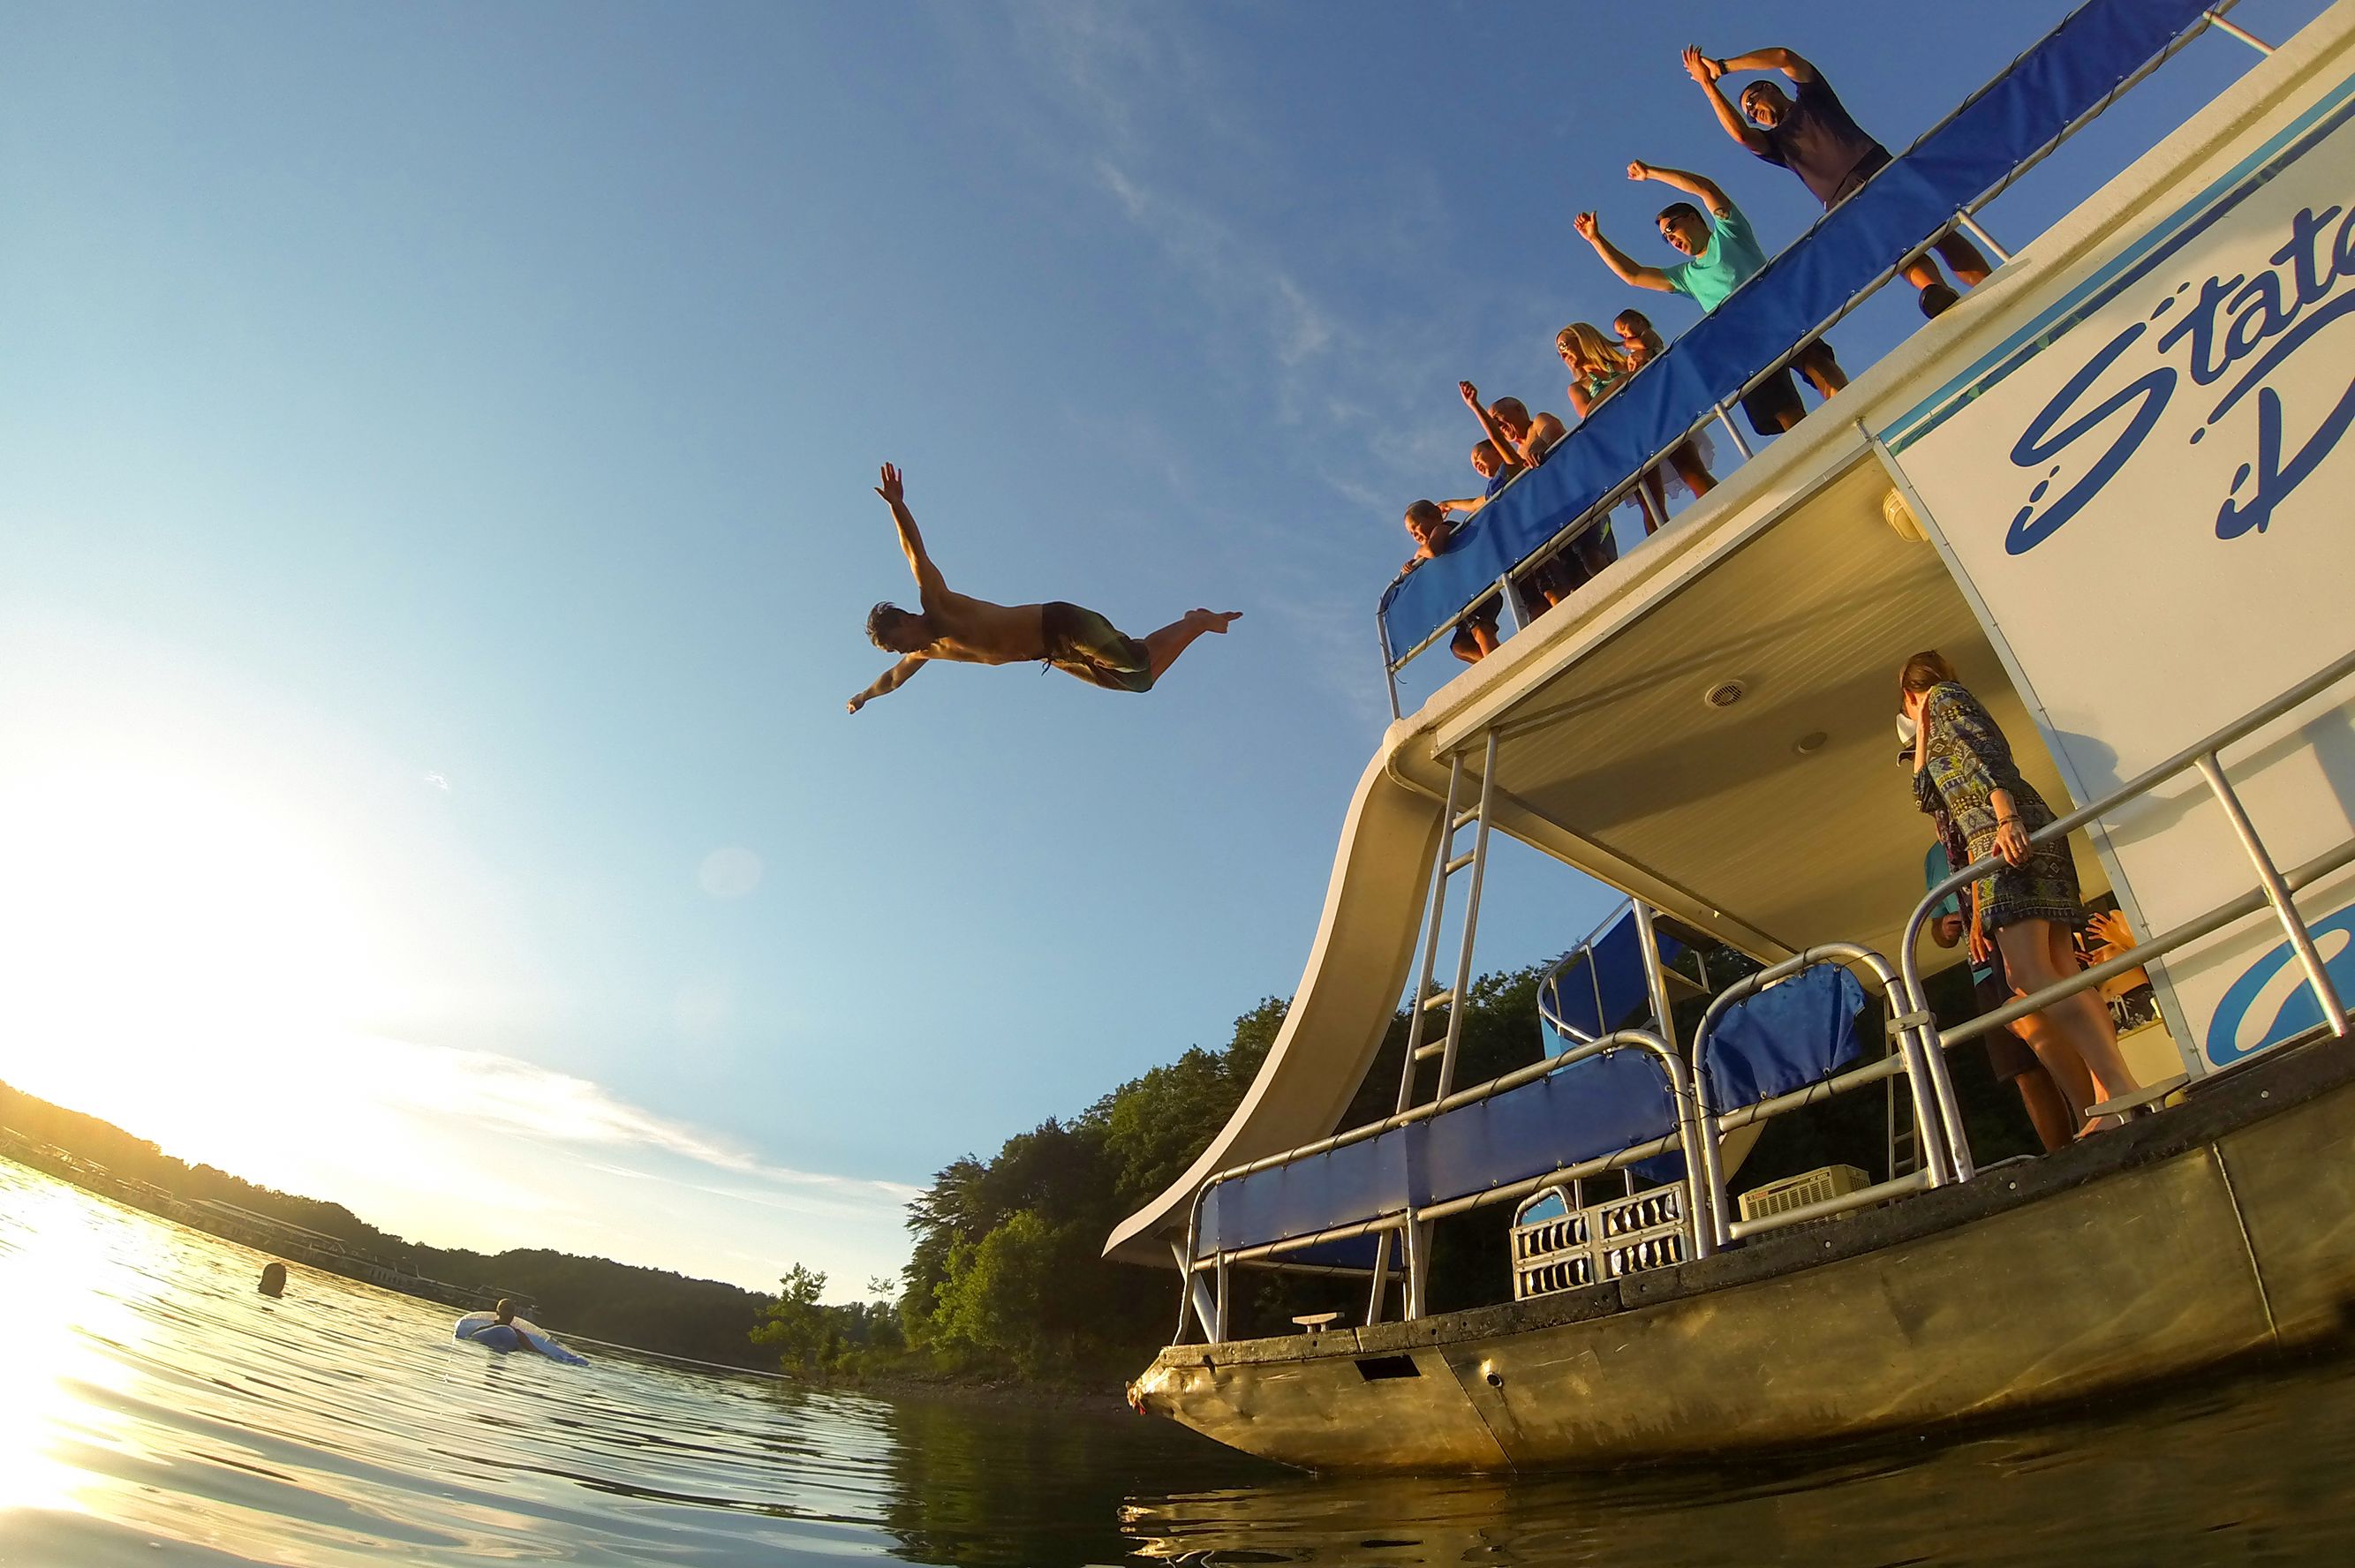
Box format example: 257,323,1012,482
1395,731,1500,1115
1886,1067,1921,1179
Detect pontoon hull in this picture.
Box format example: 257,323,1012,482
1128,1035,2355,1473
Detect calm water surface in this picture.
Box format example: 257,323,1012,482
5,1157,2355,1566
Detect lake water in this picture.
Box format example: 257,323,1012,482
5,1157,2355,1567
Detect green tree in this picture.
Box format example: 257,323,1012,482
751,1263,837,1373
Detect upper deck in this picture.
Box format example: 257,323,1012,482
1372,0,2313,966
1378,0,2269,714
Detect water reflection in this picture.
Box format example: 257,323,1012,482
7,1157,2355,1568
877,1388,1271,1566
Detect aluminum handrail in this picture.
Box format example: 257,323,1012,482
1171,1027,1698,1342
1378,1,2253,704
1898,649,2355,1172
1686,943,1959,1249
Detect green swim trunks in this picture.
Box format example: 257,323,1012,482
1040,600,1154,693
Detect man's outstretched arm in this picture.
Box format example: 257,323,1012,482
1573,211,1672,292
1683,45,1770,155
875,464,947,614
848,655,926,713
1717,47,1816,83
1629,161,1733,218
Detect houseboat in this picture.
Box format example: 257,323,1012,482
1110,0,2355,1472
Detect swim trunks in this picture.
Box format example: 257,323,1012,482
1040,600,1154,693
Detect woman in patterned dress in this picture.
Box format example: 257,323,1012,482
1900,651,2140,1131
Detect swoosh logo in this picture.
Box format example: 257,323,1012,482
2206,905,2355,1065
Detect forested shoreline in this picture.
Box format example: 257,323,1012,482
10,948,1984,1388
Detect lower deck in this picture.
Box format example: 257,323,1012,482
1131,1026,2355,1472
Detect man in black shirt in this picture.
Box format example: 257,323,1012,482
1682,45,1989,318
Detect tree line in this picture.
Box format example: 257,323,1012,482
0,1076,774,1368
758,968,1567,1383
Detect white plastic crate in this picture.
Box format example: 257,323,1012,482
1512,1185,1688,1301
1736,1164,1870,1225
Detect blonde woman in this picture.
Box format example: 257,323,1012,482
1557,322,1717,536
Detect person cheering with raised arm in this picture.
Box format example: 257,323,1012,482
1457,381,1566,471
1573,161,1845,436
1680,44,1989,318
847,464,1238,712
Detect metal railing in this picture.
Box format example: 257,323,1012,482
1172,1028,1704,1344
1898,649,2355,1177
1379,1,2269,715
1687,944,1959,1252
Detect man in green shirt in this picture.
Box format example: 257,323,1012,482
1574,162,1844,434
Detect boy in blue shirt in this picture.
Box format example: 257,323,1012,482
1574,162,1845,435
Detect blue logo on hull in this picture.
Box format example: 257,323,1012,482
2204,902,2355,1065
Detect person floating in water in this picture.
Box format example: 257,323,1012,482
848,464,1239,712
485,1299,552,1357
257,1262,287,1297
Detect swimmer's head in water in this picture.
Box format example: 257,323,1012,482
258,1262,286,1298
865,602,928,653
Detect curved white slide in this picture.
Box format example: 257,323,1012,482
1103,742,1443,1267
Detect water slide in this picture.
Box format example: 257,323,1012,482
1104,742,1443,1267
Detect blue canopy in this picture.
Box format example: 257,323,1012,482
1378,0,2220,665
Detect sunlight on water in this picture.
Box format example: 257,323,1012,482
5,1156,2355,1566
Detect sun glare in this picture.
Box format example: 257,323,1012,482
0,753,398,1171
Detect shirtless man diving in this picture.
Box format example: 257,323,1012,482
847,464,1240,712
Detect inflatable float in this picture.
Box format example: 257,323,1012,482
454,1312,589,1366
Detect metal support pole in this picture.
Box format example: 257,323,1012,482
1402,1213,1429,1320
2195,753,2349,1037
1631,899,1712,1251
1171,1239,1217,1343
1496,574,1524,636
1378,613,1401,721
1364,1230,1393,1327
1213,1255,1231,1343
1633,479,1664,537
1954,209,2012,264
1712,402,1753,459
1397,756,1465,1113
2205,10,2275,55
1435,731,1500,1099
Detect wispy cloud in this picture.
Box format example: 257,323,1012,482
361,1037,922,1214
962,3,1492,714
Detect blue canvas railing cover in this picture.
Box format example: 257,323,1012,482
1698,963,1869,1111
1541,910,1687,1052
1196,961,1875,1261
1378,0,2221,666
1196,1047,1679,1259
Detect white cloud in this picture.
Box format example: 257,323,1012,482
696,846,763,899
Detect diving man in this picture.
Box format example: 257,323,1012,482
848,464,1239,712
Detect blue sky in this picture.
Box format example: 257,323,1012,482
0,1,2321,1295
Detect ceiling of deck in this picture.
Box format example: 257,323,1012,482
1399,457,2104,965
